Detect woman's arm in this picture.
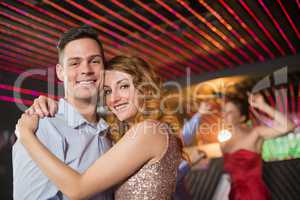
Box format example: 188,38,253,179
18,116,167,199
249,93,295,139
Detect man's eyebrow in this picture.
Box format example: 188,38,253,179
67,55,102,61
89,54,102,59
67,57,81,62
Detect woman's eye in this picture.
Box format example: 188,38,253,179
120,84,129,89
104,90,111,95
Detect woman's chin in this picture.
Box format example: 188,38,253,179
116,115,127,122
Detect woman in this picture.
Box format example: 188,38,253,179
16,55,183,200
220,94,294,200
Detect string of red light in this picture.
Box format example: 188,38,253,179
0,0,298,80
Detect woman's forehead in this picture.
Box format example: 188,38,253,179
104,70,132,84
225,102,239,110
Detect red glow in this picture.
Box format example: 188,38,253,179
258,0,296,54
239,0,285,56
219,0,275,59
0,95,33,106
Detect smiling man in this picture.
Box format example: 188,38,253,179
12,26,113,200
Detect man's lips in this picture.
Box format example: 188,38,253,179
76,80,97,86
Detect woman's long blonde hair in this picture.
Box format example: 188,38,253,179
104,55,187,160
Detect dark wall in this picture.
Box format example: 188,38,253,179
0,69,59,199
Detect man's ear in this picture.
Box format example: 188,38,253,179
240,115,246,123
56,64,64,82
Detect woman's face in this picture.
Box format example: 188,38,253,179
104,70,139,121
223,102,244,125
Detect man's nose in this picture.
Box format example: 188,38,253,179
81,61,94,75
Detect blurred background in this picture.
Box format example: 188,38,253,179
1,0,300,199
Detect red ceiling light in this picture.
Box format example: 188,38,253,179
1,43,55,64
0,21,56,45
156,0,242,66
276,0,300,40
17,0,78,28
0,49,52,68
0,84,59,100
43,0,183,76
0,28,57,54
134,0,226,70
0,35,56,60
178,0,254,63
0,11,60,38
199,0,265,61
258,0,296,54
109,0,207,73
218,0,275,59
238,0,285,56
66,0,189,72
0,1,66,32
0,95,33,106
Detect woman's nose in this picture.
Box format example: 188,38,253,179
110,91,121,104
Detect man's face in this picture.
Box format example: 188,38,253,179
57,38,104,101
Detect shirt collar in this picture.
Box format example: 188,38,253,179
57,99,109,133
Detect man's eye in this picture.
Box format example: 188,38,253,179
92,60,101,64
69,62,79,66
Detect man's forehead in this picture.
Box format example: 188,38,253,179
63,39,102,55
66,54,102,61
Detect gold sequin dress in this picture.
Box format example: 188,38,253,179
115,133,182,200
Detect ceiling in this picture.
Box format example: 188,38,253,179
0,0,300,80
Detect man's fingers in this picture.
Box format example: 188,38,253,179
25,106,34,115
33,103,45,118
39,102,49,116
48,99,58,116
36,96,50,116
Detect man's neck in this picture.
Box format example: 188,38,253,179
66,97,98,124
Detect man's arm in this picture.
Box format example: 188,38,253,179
182,113,201,146
181,102,213,146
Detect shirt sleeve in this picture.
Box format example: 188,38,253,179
12,119,60,200
182,112,201,146
176,160,191,183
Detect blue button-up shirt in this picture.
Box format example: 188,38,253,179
13,99,113,200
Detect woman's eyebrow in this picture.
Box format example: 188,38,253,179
116,78,129,85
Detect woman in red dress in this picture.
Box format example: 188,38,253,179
220,93,294,200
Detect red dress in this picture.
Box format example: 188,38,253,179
223,149,270,200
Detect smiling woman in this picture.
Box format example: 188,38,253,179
104,55,162,140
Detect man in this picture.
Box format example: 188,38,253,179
13,26,113,200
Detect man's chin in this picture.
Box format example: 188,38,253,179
73,91,98,101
